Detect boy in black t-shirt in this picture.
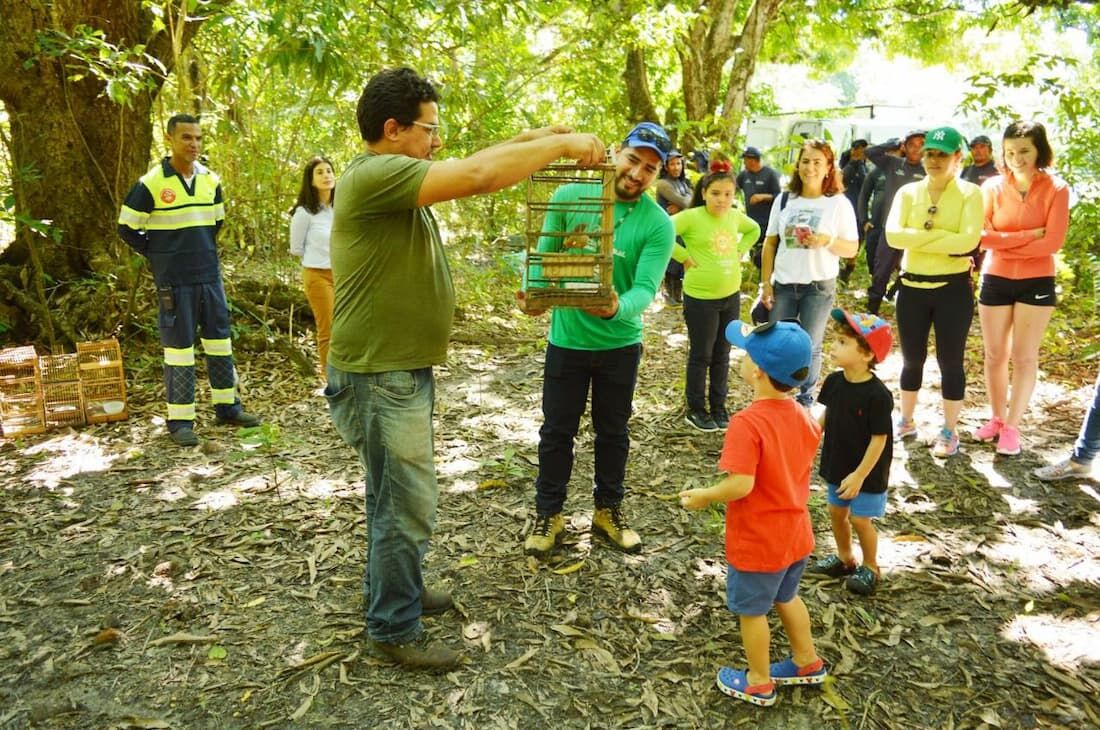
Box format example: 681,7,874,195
809,309,894,595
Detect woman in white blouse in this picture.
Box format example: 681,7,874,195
289,156,336,373
760,140,859,406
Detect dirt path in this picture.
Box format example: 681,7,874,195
2,296,1098,729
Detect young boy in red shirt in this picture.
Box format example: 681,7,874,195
680,320,827,706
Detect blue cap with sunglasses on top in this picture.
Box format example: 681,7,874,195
725,320,812,388
623,122,671,163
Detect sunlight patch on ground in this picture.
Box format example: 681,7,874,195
301,477,345,499
437,456,480,477
657,328,688,352
968,459,1015,490
979,524,1100,590
194,488,239,511
1002,613,1100,670
23,432,118,489
447,478,479,494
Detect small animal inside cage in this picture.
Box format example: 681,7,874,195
520,162,616,311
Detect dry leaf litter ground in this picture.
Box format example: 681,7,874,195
1,290,1099,729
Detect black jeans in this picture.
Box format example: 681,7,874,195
535,343,642,516
682,292,740,413
895,278,974,400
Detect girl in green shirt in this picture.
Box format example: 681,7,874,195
672,172,760,431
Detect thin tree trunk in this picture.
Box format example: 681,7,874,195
721,0,786,145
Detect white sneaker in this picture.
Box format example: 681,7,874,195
1033,458,1091,482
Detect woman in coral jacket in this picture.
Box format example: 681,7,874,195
972,122,1070,456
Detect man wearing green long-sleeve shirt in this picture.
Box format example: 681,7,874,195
522,122,676,557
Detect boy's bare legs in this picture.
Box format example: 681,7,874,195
774,596,820,668
827,504,855,564
850,515,879,575
739,614,772,686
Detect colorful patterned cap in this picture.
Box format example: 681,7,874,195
831,308,893,363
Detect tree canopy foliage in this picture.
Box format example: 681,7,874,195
1,0,1098,345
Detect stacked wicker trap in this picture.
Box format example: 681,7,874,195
0,338,127,436
77,339,128,424
0,346,46,436
520,161,617,311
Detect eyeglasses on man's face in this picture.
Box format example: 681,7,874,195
412,121,442,139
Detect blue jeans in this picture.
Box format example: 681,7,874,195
325,366,437,644
1073,369,1100,465
770,279,836,406
535,343,642,516
683,292,740,413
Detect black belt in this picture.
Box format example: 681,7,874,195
899,270,971,284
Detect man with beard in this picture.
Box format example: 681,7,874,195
960,134,998,186
326,67,604,670
522,122,676,558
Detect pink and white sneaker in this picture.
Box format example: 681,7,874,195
974,417,1003,443
996,424,1021,456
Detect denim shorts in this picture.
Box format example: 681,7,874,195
726,557,808,616
826,483,887,518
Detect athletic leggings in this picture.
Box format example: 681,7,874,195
895,277,973,400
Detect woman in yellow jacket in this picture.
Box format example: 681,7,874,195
885,127,983,457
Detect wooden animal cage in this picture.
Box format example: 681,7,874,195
520,162,616,311
76,339,128,424
40,353,86,429
0,345,46,436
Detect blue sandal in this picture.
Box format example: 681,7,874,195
716,667,777,706
770,656,827,686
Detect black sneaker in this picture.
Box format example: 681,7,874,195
685,410,718,432
711,408,730,430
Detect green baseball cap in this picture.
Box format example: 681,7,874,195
923,126,965,154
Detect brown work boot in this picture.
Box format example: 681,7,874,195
592,505,641,553
369,634,462,671
524,513,565,557
421,587,453,616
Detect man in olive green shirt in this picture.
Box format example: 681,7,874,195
326,67,603,670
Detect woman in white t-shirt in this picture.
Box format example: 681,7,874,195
760,140,859,406
289,156,336,374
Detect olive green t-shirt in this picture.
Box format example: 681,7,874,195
328,152,455,373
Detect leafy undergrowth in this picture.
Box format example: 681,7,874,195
1,287,1099,729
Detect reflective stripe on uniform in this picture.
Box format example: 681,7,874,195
167,402,196,420
144,207,222,230
201,338,232,357
118,205,150,228
164,347,196,366
210,386,236,404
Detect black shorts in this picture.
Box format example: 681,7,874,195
979,274,1057,307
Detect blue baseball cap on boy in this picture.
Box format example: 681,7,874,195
623,122,671,164
725,320,812,388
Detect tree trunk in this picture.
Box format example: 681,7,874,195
675,0,740,151
623,48,660,124
0,0,226,342
720,0,786,147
